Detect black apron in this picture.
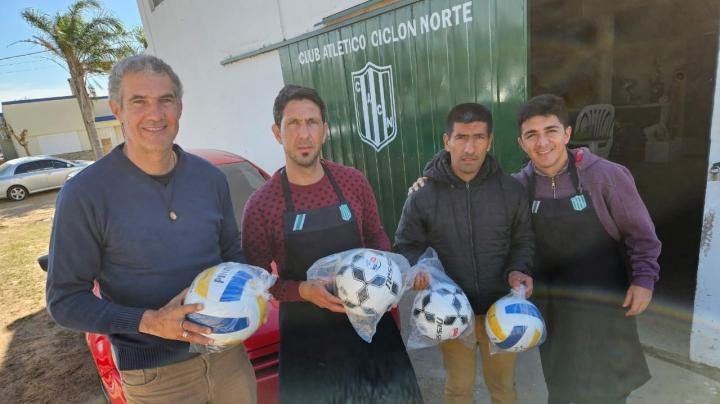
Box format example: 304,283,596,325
529,155,650,403
278,164,423,404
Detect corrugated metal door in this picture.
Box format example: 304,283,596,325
279,0,528,236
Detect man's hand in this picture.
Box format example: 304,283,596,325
407,177,428,195
299,279,346,313
412,271,430,290
138,288,214,345
623,285,653,316
508,271,533,298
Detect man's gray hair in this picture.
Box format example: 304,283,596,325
108,54,183,105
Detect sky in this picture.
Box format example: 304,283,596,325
0,0,143,112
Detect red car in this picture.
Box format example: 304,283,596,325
39,149,279,404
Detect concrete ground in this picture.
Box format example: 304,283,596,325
398,292,720,404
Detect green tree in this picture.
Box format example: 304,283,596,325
130,25,148,52
20,0,141,160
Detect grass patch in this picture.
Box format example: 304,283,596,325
0,219,52,328
0,196,104,402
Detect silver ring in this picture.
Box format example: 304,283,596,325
181,320,187,331
182,330,189,338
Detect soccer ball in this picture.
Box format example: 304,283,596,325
185,262,269,345
335,250,402,317
412,282,472,341
485,293,545,352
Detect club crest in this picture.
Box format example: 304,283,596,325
570,195,588,211
351,62,398,152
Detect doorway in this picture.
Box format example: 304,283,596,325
529,0,720,350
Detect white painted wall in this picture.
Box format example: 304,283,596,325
690,30,720,368
136,0,365,174
37,132,83,155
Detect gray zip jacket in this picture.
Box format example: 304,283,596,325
395,151,534,313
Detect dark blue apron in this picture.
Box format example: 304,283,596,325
278,164,423,404
529,154,650,403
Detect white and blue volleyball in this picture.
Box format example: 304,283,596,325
185,262,269,345
485,292,545,352
335,249,402,317
412,282,472,341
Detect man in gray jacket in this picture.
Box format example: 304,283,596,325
395,103,534,404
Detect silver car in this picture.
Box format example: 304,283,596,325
0,156,93,201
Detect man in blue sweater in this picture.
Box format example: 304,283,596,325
46,55,256,403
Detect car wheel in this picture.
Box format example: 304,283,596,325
7,185,28,201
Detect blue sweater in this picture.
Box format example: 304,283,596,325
47,145,245,370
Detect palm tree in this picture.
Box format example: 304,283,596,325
130,26,148,52
20,0,139,160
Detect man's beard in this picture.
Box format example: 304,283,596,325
290,149,321,168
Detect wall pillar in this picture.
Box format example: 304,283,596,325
690,28,720,368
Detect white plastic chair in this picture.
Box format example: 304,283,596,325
569,104,615,158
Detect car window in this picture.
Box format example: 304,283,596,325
217,162,267,228
14,162,39,174
34,160,55,170
49,160,71,169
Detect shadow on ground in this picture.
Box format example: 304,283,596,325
0,308,105,403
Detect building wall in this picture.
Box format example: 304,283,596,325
277,0,529,236
2,96,121,158
690,28,720,368
136,0,365,173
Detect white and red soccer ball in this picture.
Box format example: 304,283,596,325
335,249,402,317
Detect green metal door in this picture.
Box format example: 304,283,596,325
279,0,528,237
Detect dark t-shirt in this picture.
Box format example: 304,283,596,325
147,150,179,186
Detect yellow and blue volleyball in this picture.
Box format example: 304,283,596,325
485,293,545,352
185,262,269,345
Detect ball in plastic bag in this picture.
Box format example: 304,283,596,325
412,282,472,341
485,293,545,352
184,263,269,345
335,250,401,317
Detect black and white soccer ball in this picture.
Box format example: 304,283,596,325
335,249,402,317
412,282,472,341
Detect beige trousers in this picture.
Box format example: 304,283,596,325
439,314,518,404
119,344,256,404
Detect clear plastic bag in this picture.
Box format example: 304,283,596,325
485,284,546,355
307,248,414,342
406,248,476,349
185,262,276,353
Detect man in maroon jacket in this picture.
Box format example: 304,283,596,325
242,85,422,403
